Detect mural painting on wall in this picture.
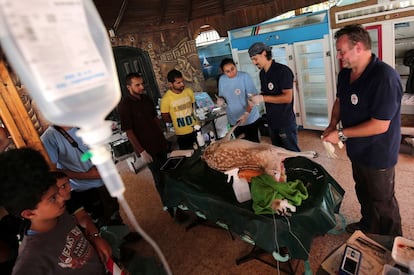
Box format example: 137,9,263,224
109,33,205,96
159,38,204,94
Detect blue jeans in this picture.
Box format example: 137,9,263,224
268,122,300,152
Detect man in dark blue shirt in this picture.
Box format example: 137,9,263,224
248,42,300,152
323,24,402,236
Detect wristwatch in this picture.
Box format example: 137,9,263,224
88,232,100,238
338,129,348,142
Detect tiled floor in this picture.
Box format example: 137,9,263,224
117,129,414,274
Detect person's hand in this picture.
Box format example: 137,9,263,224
248,95,264,105
321,139,344,158
89,236,112,263
140,150,153,164
322,124,336,137
237,112,250,125
322,127,342,145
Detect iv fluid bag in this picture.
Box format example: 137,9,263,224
0,0,121,131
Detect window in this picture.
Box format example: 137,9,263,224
196,29,225,46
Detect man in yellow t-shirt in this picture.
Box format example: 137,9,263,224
161,69,198,149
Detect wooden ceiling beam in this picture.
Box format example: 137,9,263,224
186,0,193,22
159,0,168,25
220,0,225,16
112,0,129,33
96,0,328,35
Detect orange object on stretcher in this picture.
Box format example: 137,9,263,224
237,168,264,182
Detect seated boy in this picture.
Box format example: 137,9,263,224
53,171,112,264
0,148,106,274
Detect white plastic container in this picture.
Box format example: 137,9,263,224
194,124,205,147
382,264,401,275
392,236,414,268
224,168,251,203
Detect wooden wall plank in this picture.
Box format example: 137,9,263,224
0,60,51,164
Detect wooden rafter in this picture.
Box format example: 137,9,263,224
186,0,193,22
113,0,129,32
159,0,168,25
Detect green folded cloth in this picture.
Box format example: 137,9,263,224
251,174,308,215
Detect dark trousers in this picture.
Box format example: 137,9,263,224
232,119,261,143
352,162,402,236
268,122,300,152
177,132,196,150
71,186,121,228
147,149,168,205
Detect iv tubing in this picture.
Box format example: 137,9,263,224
118,194,173,275
91,147,172,275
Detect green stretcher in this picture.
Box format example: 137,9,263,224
161,152,345,261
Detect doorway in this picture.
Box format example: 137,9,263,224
109,46,160,121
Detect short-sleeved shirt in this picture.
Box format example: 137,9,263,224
118,93,168,155
41,127,104,191
13,212,105,275
218,71,260,125
337,54,402,169
160,88,197,135
259,61,296,129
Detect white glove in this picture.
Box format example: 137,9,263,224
321,137,344,159
322,140,337,159
215,96,225,107
237,112,250,125
248,95,264,105
140,150,153,164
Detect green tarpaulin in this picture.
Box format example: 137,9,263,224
162,153,344,260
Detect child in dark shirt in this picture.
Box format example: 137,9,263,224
53,171,112,263
0,148,106,275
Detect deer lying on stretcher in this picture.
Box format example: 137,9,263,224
201,123,318,182
201,124,317,215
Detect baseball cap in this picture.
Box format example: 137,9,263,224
248,42,271,57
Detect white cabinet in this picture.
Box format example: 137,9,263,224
232,37,335,130
293,36,335,130
232,49,261,91
329,2,414,116
394,20,414,91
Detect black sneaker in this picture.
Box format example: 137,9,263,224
345,222,368,233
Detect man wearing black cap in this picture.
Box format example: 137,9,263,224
248,42,300,152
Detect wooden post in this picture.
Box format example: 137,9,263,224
0,59,52,164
